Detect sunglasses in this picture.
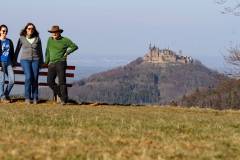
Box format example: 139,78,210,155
1,30,7,33
27,28,34,30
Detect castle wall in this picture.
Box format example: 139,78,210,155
143,47,193,64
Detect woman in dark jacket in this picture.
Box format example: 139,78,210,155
0,24,15,103
15,23,43,104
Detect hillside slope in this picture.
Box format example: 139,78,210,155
180,79,240,109
69,58,226,105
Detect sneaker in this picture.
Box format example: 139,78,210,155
56,96,61,103
60,100,67,106
1,98,10,103
33,99,38,104
25,99,31,105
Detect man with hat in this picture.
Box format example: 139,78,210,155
45,25,78,105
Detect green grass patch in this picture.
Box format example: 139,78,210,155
0,103,240,160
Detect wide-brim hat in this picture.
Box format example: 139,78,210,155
48,25,63,33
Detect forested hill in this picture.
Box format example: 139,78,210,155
69,57,227,105
180,79,240,109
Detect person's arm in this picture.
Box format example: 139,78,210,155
64,38,78,57
45,38,50,64
0,42,2,69
14,38,22,63
9,39,16,66
38,38,44,66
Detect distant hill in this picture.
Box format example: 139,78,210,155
68,48,226,105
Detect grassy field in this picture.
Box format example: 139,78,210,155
0,102,240,160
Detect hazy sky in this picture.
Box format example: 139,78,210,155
1,0,240,71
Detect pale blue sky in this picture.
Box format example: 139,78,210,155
1,0,240,71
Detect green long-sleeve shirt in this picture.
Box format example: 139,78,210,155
45,36,78,64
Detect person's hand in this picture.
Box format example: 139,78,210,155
12,62,18,68
63,52,68,59
41,63,48,68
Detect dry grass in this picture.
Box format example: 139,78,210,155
0,102,240,160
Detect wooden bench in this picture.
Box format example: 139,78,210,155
5,63,75,87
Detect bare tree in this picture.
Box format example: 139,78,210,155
225,45,240,66
216,0,240,77
223,44,240,77
215,0,240,16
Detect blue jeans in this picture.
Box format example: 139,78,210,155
20,60,40,100
0,62,15,99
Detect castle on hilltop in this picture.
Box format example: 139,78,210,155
143,45,193,64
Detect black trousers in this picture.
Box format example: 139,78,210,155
47,61,68,102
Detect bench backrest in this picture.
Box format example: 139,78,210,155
7,63,75,87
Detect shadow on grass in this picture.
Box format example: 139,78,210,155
9,97,146,107
10,97,78,105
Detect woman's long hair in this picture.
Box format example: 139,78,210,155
20,23,39,38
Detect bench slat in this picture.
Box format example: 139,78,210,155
5,81,73,87
13,70,74,78
15,63,76,70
